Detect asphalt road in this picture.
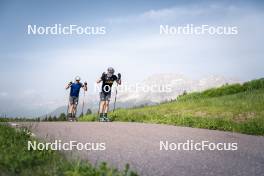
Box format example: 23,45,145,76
21,122,264,176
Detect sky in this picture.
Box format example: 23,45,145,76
0,0,264,116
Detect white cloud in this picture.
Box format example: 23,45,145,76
106,4,214,23
23,89,37,95
141,8,177,19
0,92,8,97
106,3,262,26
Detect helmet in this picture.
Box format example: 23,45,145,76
75,76,81,81
107,67,115,74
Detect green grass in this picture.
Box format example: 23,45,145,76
0,123,138,176
80,78,264,135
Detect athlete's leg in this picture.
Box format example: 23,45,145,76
74,97,79,118
68,103,74,121
99,92,106,113
100,101,106,113
72,104,76,117
68,97,74,117
103,93,111,121
99,100,106,121
104,100,110,113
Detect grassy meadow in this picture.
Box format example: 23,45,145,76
81,78,264,135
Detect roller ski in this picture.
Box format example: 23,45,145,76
99,113,111,122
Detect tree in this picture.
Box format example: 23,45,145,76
48,115,52,121
42,115,48,121
52,116,57,121
86,109,92,115
58,113,67,121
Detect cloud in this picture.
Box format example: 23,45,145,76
0,92,8,97
140,6,204,20
142,8,176,19
23,89,37,96
107,2,262,25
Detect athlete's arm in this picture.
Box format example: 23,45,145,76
96,79,102,84
116,79,121,85
97,72,105,84
117,73,121,85
66,82,72,89
83,82,88,91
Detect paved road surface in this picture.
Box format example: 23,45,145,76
21,122,264,176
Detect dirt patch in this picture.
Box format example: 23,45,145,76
233,112,256,123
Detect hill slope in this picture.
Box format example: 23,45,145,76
48,74,238,117
81,78,264,135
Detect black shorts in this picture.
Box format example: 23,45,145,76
69,96,79,105
100,92,111,101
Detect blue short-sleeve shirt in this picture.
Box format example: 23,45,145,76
70,83,82,97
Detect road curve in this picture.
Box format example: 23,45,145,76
23,122,264,176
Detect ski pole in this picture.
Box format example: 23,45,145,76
97,99,101,116
66,81,72,119
113,84,118,112
81,90,85,116
66,101,69,115
97,81,102,117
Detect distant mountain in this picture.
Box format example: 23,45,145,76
117,74,239,103
0,98,51,118
47,74,239,117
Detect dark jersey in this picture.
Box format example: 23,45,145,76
101,73,117,93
